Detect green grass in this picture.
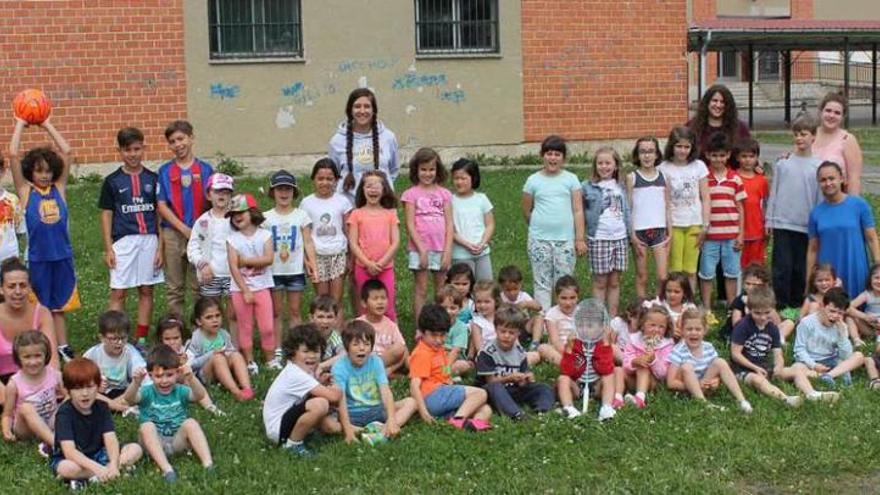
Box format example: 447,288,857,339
755,127,880,156
5,168,880,494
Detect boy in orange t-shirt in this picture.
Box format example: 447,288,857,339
735,138,769,267
409,304,492,430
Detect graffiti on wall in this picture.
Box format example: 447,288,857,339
210,83,240,100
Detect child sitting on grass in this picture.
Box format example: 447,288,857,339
186,297,253,401
666,308,752,413
538,275,580,366
476,305,554,420
333,320,416,444
498,265,545,349
124,345,213,483
794,287,866,389
83,310,146,413
436,284,474,377
311,295,346,378
262,324,341,458
722,263,795,344
622,304,675,409
409,304,492,430
50,358,142,490
356,279,408,376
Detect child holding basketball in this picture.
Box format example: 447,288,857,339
10,117,78,361
156,120,214,318
100,127,163,349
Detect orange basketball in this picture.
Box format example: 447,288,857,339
12,89,52,125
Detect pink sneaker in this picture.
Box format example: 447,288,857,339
611,397,625,410
465,418,492,431
625,393,646,409
447,417,467,429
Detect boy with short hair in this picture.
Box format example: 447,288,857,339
734,138,768,268
262,324,342,458
83,310,147,412
729,286,805,407
476,305,554,420
721,263,795,343
100,127,163,349
312,295,345,377
794,287,866,388
498,265,545,349
409,304,492,430
356,280,408,376
333,320,417,444
699,132,746,311
436,285,473,376
123,345,213,483
156,120,214,317
766,115,823,309
51,358,142,490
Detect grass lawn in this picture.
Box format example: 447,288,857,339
5,167,880,494
755,127,880,157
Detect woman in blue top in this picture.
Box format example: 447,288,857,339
10,117,78,362
807,161,880,298
521,135,587,311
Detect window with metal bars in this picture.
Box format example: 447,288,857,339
209,0,303,60
415,0,499,55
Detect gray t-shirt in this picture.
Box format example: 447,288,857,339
766,154,822,233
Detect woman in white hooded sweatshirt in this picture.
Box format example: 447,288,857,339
328,88,399,197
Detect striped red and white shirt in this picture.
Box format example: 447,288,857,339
706,168,746,240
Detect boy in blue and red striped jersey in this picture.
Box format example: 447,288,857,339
698,132,746,311
156,120,214,319
99,128,164,349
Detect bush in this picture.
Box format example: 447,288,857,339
215,152,245,176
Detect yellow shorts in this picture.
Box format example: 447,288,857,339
669,225,701,274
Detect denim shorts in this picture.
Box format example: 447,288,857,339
424,384,466,418
408,251,443,271
273,274,306,292
698,239,741,280
348,405,387,427
50,447,108,474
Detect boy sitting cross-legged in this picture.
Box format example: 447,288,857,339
409,304,492,430
123,345,213,483
729,286,825,407
333,320,417,445
476,305,554,420
262,324,342,458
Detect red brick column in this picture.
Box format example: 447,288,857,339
0,1,187,164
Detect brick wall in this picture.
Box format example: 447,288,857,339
521,0,688,142
0,1,187,165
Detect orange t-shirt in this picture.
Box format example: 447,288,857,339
347,207,399,267
408,340,451,397
738,173,768,241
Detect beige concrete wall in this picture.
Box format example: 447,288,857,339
716,0,790,17
814,0,880,20
183,0,523,160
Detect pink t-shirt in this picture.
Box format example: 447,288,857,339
357,315,405,356
400,185,452,252
347,207,399,268
11,368,61,425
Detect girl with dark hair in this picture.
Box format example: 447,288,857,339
328,88,399,195
688,84,751,163
451,158,495,281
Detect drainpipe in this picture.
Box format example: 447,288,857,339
700,30,713,97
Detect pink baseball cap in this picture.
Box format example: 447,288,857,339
207,173,235,191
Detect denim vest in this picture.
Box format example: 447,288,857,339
582,180,631,238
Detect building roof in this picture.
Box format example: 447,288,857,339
688,18,880,51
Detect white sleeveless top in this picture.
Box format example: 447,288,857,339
631,169,667,230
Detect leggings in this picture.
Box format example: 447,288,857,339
527,237,575,311
452,253,494,282
353,264,397,321
231,289,275,353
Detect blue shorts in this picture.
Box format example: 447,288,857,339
424,384,466,418
348,405,387,427
817,357,840,369
698,239,741,280
31,258,80,312
273,274,306,292
50,447,108,474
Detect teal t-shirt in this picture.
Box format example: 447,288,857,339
445,320,470,353
331,354,387,413
138,383,191,436
522,170,580,241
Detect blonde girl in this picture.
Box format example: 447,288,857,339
622,305,674,409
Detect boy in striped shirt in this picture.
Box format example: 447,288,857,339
699,132,746,311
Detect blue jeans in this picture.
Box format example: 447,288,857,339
424,385,466,418
698,239,741,280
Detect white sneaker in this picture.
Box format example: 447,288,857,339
122,406,140,418
807,391,840,403
267,357,284,371
598,405,616,422
559,405,581,419
784,395,803,408
247,361,259,375
739,400,753,414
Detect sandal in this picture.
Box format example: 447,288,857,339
868,378,880,390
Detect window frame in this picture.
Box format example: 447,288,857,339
414,0,501,58
208,0,304,62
